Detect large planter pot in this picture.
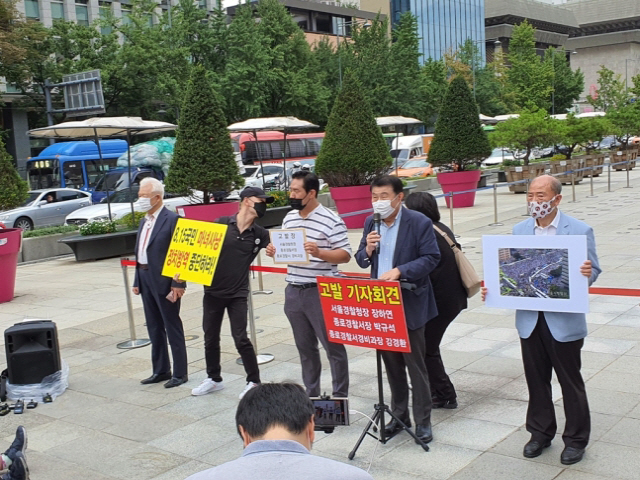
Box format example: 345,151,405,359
436,170,482,208
550,157,586,184
504,164,547,193
256,206,292,229
0,228,22,303
330,185,372,229
585,154,606,177
59,230,138,261
177,201,240,222
613,149,638,171
20,233,75,263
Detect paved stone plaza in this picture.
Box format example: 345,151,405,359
1,169,639,479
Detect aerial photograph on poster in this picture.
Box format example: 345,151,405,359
498,248,570,299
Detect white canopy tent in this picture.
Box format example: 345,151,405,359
375,116,423,175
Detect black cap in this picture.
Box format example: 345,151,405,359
240,186,274,203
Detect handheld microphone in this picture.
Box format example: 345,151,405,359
373,213,381,255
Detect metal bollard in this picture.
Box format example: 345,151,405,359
117,259,151,349
252,254,273,295
624,160,632,188
571,172,576,202
448,192,454,234
607,163,611,192
587,172,597,198
489,183,503,226
238,274,274,366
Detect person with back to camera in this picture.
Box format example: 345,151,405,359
405,192,467,410
185,383,374,480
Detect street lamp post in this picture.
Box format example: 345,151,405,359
337,19,371,88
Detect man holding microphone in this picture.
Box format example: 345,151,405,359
266,171,351,398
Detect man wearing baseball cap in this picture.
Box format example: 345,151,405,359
192,187,274,400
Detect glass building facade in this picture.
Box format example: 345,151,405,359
392,0,486,63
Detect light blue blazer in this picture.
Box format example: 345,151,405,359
512,211,601,342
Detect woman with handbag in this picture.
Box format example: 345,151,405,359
406,192,468,409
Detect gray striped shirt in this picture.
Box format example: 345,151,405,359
282,204,352,283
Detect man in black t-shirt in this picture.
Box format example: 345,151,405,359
192,187,273,400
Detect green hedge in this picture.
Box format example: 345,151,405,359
22,225,79,238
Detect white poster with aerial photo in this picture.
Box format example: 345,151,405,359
482,235,589,313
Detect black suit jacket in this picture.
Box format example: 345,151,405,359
133,207,183,295
355,208,440,330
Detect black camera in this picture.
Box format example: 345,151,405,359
311,395,349,434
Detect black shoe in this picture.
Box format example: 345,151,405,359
415,424,433,444
432,397,458,409
384,418,411,438
140,372,171,385
164,375,188,388
1,451,29,480
561,446,585,465
4,426,26,462
523,439,552,458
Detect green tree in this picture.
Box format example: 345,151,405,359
587,66,627,112
418,58,448,126
492,106,565,164
506,21,553,111
428,75,492,171
315,71,391,186
544,48,584,114
0,135,28,210
165,66,243,203
606,103,640,148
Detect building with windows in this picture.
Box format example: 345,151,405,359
390,0,486,63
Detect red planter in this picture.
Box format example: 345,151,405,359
330,185,372,229
177,201,240,222
437,170,482,208
0,228,23,303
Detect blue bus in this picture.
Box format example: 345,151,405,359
26,140,128,192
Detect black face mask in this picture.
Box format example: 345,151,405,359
289,197,305,211
253,202,267,218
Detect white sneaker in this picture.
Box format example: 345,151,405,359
191,378,224,396
239,382,259,400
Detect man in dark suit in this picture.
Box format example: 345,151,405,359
355,175,440,444
133,178,188,388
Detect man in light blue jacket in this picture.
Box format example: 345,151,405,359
486,175,600,466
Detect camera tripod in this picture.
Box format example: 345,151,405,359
348,349,429,459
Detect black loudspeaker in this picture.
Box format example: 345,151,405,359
4,320,61,385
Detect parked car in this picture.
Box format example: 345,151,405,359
0,188,92,230
65,186,201,225
482,148,536,167
394,157,434,178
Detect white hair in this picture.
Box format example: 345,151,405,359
140,177,164,197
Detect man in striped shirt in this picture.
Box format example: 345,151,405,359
266,171,351,397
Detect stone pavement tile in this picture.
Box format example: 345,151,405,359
609,315,640,328
438,350,485,370
148,418,239,459
91,356,155,379
590,295,640,306
444,322,483,337
552,406,622,442
151,460,215,480
625,345,640,356
432,417,517,451
0,411,56,439
156,386,240,420
470,306,515,317
10,419,93,452
620,306,640,316
31,389,111,420
602,354,640,375
586,387,640,417
106,446,191,480
462,356,524,378
489,428,566,467
45,430,147,475
554,471,610,480
258,360,308,384
600,418,640,448
587,369,640,394
457,396,528,427
454,311,502,326
195,440,245,468
628,403,640,419
448,370,512,396
589,302,637,314
102,408,194,443
376,442,482,479
582,337,637,355
580,351,618,371
585,312,623,325
492,376,529,402
568,441,640,480
443,337,507,355
590,325,640,341
363,466,425,480
448,452,562,480
469,327,520,343
488,343,523,360
22,450,118,480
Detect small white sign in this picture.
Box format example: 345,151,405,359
560,161,567,166
515,167,523,173
617,151,623,156
270,228,309,264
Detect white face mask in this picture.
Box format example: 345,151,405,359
372,195,399,219
528,195,557,220
136,197,154,212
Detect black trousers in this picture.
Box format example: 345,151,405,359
202,293,260,384
138,268,188,378
381,326,432,426
424,313,458,402
520,312,590,448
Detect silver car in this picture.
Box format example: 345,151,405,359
0,188,92,230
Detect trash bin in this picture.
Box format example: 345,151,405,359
0,227,22,303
